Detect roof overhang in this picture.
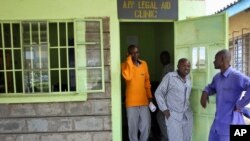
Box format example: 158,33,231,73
225,0,250,17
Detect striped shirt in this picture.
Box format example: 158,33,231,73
155,71,192,121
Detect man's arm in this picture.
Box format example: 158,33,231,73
155,74,170,115
121,56,134,80
144,62,152,99
200,77,216,109
200,91,209,108
236,76,250,110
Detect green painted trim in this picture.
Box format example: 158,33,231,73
0,93,87,103
111,16,122,141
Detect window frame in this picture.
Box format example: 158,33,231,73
0,19,105,103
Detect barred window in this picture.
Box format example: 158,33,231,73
229,33,250,76
0,19,104,95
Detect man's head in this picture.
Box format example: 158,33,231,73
177,58,190,77
127,45,139,62
213,49,231,70
160,51,170,66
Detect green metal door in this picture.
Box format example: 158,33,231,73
174,13,228,141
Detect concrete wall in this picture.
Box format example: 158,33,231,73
0,0,117,140
0,17,112,141
229,9,250,38
179,0,206,20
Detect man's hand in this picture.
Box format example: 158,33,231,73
163,109,170,119
200,92,209,108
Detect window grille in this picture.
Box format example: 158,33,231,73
0,19,104,95
229,33,250,76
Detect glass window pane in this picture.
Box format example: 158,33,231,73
86,45,101,67
68,48,75,68
49,23,58,47
40,22,47,43
23,47,32,69
59,23,66,46
7,71,14,92
3,24,11,48
69,69,76,91
199,47,206,69
50,48,58,68
24,71,31,93
33,71,41,92
60,48,67,68
51,70,59,92
23,23,30,45
61,70,68,91
41,44,48,69
6,50,12,70
41,71,49,92
32,23,39,45
86,49,101,67
0,72,5,93
32,46,41,69
87,69,102,90
68,22,74,46
30,71,49,92
192,48,198,69
0,50,3,70
14,50,22,69
15,71,23,93
13,23,20,48
86,21,100,42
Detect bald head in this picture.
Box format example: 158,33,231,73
214,49,231,71
216,49,231,63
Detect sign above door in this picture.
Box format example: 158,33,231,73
118,0,178,19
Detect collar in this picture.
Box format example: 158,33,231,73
221,66,232,78
173,71,189,80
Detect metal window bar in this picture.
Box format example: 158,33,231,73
57,22,62,92
242,33,250,76
0,19,105,94
66,22,70,92
49,22,72,93
47,22,51,93
10,24,16,93
1,24,7,93
230,32,250,76
21,21,49,93
0,24,5,93
38,23,42,92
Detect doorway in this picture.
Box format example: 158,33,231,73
120,22,174,141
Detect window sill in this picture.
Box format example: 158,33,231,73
0,93,87,103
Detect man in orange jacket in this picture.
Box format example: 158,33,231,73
122,44,152,141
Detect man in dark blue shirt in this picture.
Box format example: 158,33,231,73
200,49,250,141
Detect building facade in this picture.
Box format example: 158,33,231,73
0,0,229,141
